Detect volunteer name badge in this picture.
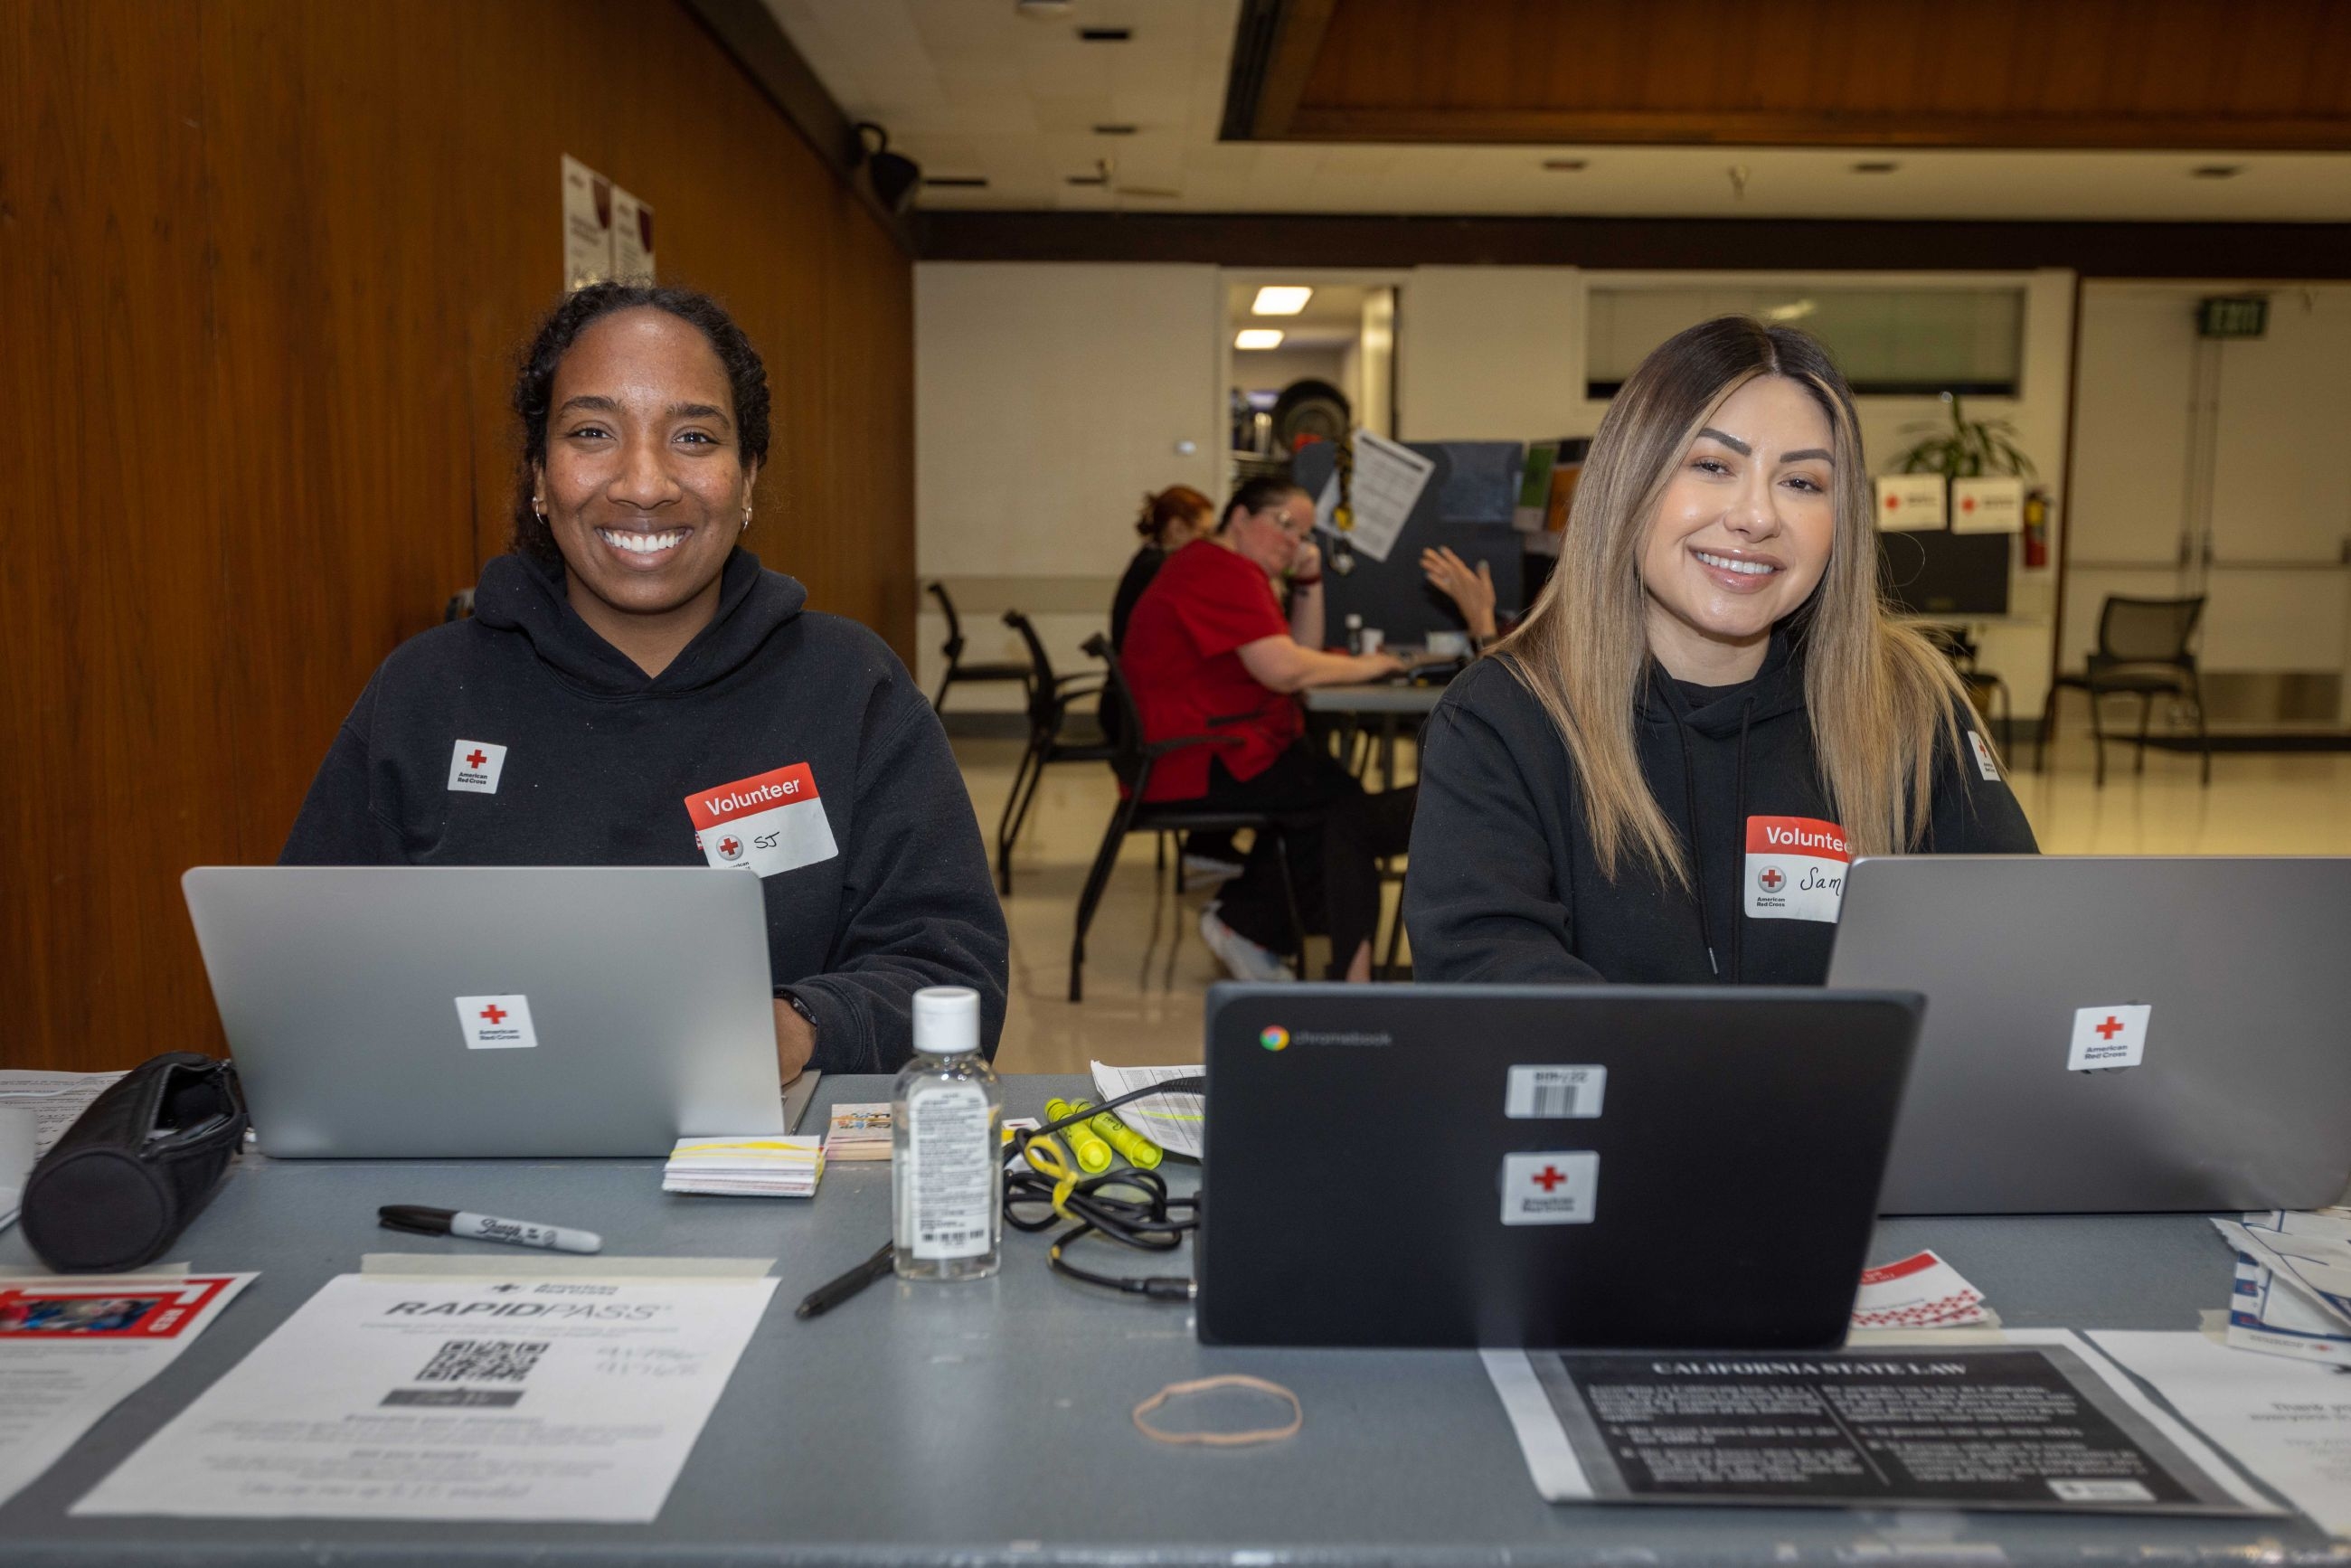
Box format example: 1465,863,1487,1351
1745,815,1849,922
685,762,838,878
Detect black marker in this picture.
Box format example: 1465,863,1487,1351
796,1240,894,1320
379,1204,602,1254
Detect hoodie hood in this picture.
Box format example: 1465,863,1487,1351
1638,627,1808,737
473,547,807,697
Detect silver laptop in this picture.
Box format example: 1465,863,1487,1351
1827,855,2351,1214
184,866,785,1157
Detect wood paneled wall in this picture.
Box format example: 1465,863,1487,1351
0,0,915,1072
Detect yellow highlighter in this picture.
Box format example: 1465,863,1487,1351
1080,1102,1163,1170
1044,1098,1114,1174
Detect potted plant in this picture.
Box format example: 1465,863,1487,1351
1891,392,2035,480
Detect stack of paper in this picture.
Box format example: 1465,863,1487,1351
1850,1249,1992,1328
2214,1207,2351,1365
0,1071,128,1231
661,1136,823,1197
1087,1062,1203,1160
821,1102,893,1163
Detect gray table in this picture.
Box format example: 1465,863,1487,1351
1301,682,1447,791
2,1073,2341,1568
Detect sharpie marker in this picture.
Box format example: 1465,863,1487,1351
378,1204,602,1254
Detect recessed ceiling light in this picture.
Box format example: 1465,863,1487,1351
1251,286,1314,316
1541,158,1589,172
1852,161,1900,174
1015,0,1072,15
1235,329,1285,350
922,175,989,188
1093,124,1139,136
2193,164,2243,178
1078,26,1131,42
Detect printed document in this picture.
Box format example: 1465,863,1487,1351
0,1071,128,1229
1342,431,1433,563
0,1273,253,1507
2091,1329,2351,1536
1484,1329,2271,1516
74,1272,777,1522
1089,1062,1203,1159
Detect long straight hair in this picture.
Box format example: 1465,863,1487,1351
1495,316,1969,885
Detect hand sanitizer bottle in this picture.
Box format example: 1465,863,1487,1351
892,987,1001,1280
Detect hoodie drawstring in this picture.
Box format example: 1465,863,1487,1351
1657,670,1760,984
1729,694,1755,984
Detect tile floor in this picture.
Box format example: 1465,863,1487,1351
953,726,2351,1075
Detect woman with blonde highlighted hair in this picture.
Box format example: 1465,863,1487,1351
1405,316,2035,985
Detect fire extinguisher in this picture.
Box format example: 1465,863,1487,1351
2022,486,2050,570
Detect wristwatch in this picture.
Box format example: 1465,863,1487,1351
779,989,819,1036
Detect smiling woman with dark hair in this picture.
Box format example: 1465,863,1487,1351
281,283,1008,1077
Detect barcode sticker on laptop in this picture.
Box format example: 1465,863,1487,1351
1505,1065,1606,1119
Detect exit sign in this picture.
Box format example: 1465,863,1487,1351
2198,297,2267,338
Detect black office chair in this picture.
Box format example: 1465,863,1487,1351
1070,634,1306,1002
2037,595,2211,787
927,581,1028,715
996,610,1109,894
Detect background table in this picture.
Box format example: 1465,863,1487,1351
1301,681,1448,789
1,1073,2339,1568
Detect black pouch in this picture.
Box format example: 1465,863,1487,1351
21,1053,249,1273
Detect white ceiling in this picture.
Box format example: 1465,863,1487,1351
763,0,2351,222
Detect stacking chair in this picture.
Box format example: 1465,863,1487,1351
1920,626,2013,746
995,610,1109,894
1070,634,1305,1002
926,581,1028,715
2037,595,2211,787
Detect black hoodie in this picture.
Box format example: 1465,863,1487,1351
1405,631,2036,986
281,549,1008,1072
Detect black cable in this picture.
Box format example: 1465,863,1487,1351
1003,1078,1204,1300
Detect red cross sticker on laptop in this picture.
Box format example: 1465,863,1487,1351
2067,1003,2151,1072
1501,1152,1598,1226
456,995,536,1051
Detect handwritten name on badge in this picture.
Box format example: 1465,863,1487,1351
1744,815,1849,923
684,762,839,879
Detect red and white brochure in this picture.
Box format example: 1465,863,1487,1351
1743,815,1850,924
684,762,838,880
1852,1250,1990,1329
0,1271,256,1508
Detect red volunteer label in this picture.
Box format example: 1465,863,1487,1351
685,763,818,832
1744,815,1849,861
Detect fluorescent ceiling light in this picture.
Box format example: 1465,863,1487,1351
1251,287,1313,316
1234,328,1285,350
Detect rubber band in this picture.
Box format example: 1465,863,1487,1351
1131,1374,1303,1447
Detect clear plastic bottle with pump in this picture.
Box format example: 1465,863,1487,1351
891,987,1003,1280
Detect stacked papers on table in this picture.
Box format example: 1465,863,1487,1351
1087,1062,1203,1160
821,1102,893,1163
2214,1206,2351,1365
662,1137,823,1197
1851,1249,1992,1328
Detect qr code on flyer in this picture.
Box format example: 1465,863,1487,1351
416,1338,550,1383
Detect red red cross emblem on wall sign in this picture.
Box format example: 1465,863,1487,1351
466,749,487,769
1884,494,1901,510
2095,1015,2125,1041
480,1004,507,1025
1532,1166,1566,1192
1960,496,1978,514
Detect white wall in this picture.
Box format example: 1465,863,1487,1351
1396,267,1585,440
2067,280,2351,708
915,262,1223,711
